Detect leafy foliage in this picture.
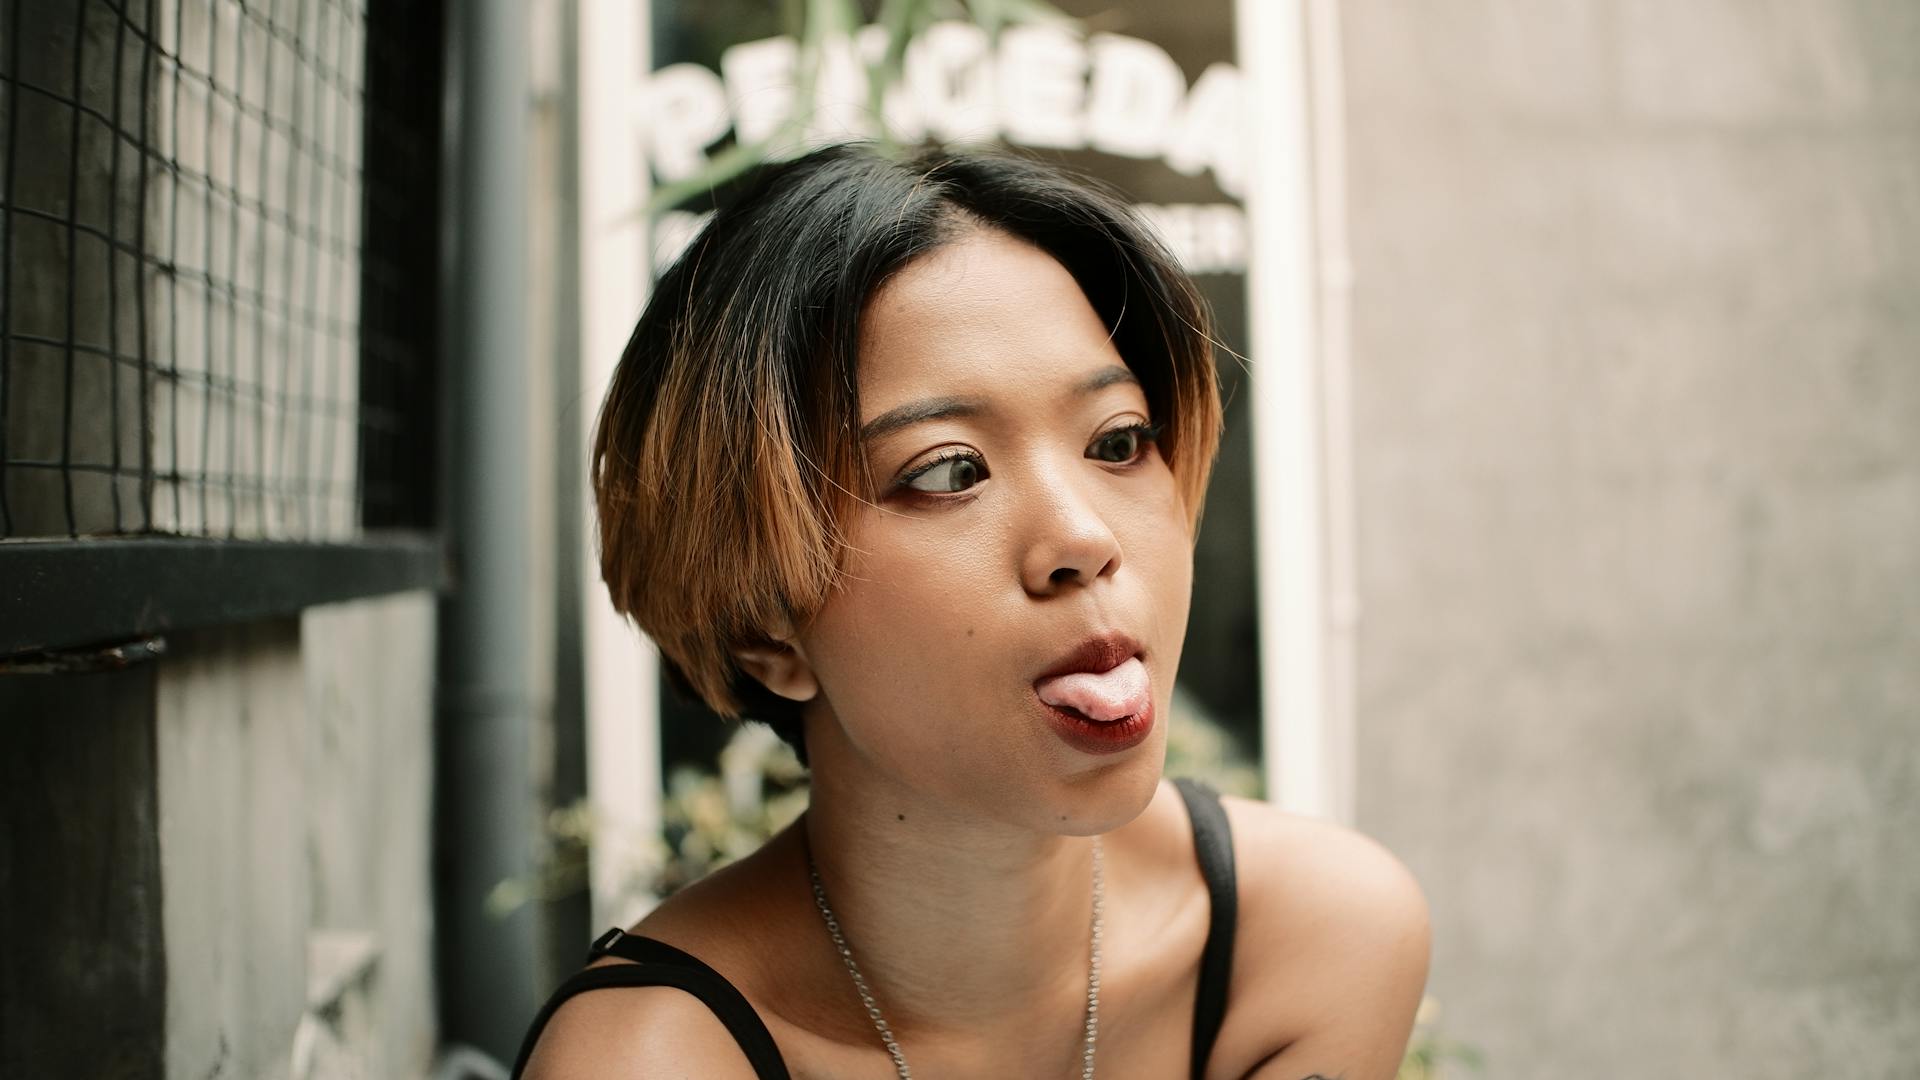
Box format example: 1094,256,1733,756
1398,996,1486,1080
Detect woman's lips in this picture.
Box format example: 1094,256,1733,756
1031,683,1156,755
1033,632,1145,684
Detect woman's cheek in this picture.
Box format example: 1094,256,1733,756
811,550,979,704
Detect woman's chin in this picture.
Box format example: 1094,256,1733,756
1043,739,1168,835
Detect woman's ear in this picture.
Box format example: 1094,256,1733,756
731,635,820,704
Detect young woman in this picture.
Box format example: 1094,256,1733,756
515,143,1429,1079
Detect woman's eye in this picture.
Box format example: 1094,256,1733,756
898,423,1160,497
903,453,986,494
1091,422,1162,464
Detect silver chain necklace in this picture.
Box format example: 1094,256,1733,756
804,832,1106,1079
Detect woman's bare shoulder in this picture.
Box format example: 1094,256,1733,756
1220,795,1430,943
519,976,762,1080
623,823,813,977
1210,795,1432,1079
521,834,813,1080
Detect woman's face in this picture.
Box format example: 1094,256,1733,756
793,226,1195,833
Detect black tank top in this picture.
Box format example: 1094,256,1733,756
511,777,1238,1079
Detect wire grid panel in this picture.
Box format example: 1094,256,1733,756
1,0,369,540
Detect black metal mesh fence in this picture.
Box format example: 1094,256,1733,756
0,0,439,541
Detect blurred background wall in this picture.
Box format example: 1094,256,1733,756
1340,2,1920,1074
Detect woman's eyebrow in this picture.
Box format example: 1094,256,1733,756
858,365,1139,445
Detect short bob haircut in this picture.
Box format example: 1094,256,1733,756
592,142,1224,758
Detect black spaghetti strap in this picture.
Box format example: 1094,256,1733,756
509,928,792,1080
1174,776,1238,1080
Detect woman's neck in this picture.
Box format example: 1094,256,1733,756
797,755,1102,1038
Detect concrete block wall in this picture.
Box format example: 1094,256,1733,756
153,592,437,1080
302,592,439,1078
0,592,437,1079
157,616,310,1080
1339,1,1920,1074
1,668,168,1077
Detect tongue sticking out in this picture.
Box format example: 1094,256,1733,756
1035,655,1150,723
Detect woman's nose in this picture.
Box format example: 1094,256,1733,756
1019,463,1124,596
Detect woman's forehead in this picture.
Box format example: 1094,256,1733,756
855,229,1130,412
